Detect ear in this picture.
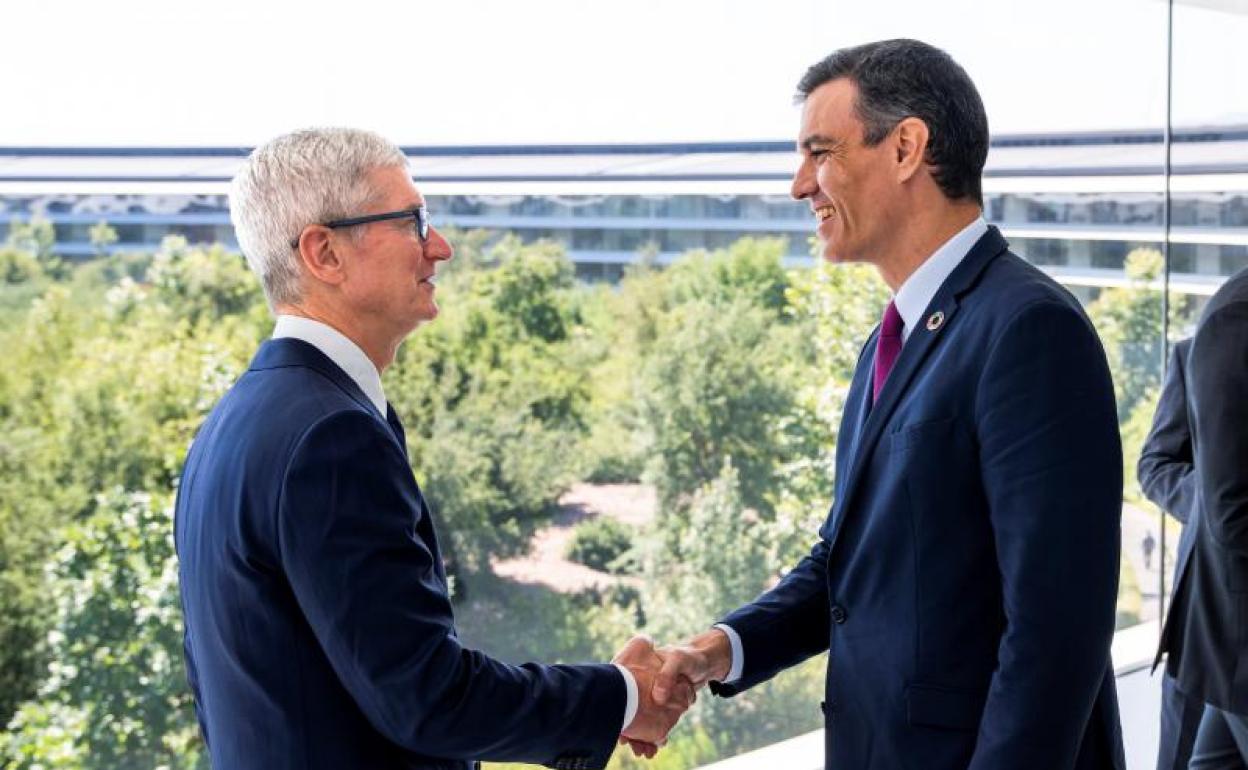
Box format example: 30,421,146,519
294,226,347,287
893,117,930,184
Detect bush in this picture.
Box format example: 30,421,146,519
566,517,636,573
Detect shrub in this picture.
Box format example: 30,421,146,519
566,517,636,573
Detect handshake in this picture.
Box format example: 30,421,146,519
611,628,734,759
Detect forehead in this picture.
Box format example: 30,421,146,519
798,78,863,143
365,164,424,207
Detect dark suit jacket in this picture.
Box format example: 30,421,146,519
1138,338,1204,770
175,339,623,770
1139,339,1196,527
1160,267,1248,715
710,227,1125,770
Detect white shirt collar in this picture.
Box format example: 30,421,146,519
892,217,989,342
272,315,387,416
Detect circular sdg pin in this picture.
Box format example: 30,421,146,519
926,311,945,331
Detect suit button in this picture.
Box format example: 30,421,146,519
830,604,848,624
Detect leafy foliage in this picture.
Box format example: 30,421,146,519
0,225,1165,770
566,516,636,573
386,237,591,576
1085,248,1193,421
1,490,202,769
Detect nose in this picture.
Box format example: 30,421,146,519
425,226,453,262
790,156,816,202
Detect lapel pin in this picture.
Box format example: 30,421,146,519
926,311,945,332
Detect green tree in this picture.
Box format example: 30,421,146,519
88,221,119,258
0,490,202,769
386,237,591,577
1086,248,1192,421
0,244,42,285
638,296,798,514
7,218,66,280
0,241,262,734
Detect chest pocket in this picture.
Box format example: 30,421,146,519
890,416,960,455
890,416,986,541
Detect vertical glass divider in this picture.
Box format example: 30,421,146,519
1159,0,1175,631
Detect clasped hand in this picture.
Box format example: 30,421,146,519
611,630,732,759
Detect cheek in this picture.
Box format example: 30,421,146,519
814,164,837,194
815,162,856,205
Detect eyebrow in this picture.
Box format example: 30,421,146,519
800,135,841,152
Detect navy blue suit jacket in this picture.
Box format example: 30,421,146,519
175,339,623,770
711,228,1125,769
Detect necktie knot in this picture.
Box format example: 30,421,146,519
880,300,903,338
873,301,903,403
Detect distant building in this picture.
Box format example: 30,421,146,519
2,127,1245,294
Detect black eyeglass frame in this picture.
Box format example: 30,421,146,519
289,205,430,249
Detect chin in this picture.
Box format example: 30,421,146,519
819,243,851,264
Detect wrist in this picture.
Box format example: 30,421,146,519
691,629,733,682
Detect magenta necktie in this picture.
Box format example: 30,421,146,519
872,300,903,403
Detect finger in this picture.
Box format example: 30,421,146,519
652,652,687,705
674,679,696,708
627,738,658,758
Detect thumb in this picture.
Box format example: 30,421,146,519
652,652,685,705
614,633,653,664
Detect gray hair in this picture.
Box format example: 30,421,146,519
229,127,409,309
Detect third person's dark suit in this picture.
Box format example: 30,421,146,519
1159,267,1248,716
1138,337,1204,770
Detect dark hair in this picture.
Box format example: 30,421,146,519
796,39,989,205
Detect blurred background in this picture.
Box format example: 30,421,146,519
0,1,1245,767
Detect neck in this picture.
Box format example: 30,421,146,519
274,299,398,374
875,201,982,292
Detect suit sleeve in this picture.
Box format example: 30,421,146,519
1189,299,1248,557
182,626,210,750
1137,341,1196,522
277,410,624,768
708,538,832,696
967,299,1122,770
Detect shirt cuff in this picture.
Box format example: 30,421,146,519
614,663,639,734
713,623,744,684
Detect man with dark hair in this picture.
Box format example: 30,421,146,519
1138,337,1204,770
645,39,1125,769
1157,267,1248,767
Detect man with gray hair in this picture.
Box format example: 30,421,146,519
174,127,689,770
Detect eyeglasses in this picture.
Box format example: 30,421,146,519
289,205,430,249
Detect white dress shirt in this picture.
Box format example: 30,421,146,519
716,216,989,685
272,315,388,416
270,315,639,733
892,217,988,342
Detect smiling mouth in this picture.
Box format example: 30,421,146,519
419,274,437,286
814,206,835,222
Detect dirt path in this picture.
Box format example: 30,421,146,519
491,483,656,593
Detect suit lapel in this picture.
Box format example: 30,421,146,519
839,336,877,501
388,403,449,586
826,227,1010,547
255,340,449,585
